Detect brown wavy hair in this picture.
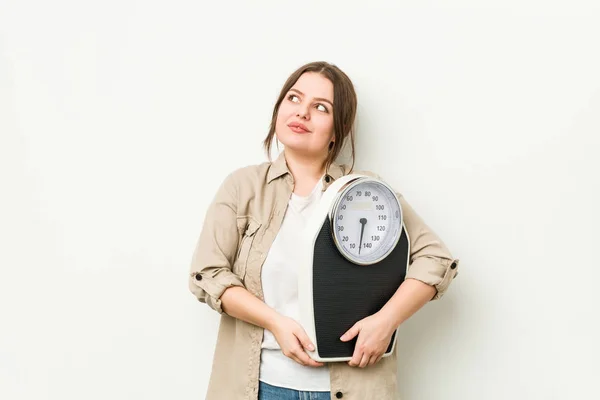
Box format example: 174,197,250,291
262,61,357,173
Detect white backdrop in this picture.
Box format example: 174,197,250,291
1,1,599,399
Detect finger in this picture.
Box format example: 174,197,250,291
283,352,304,365
283,347,306,366
294,328,316,352
340,323,360,342
290,351,307,366
290,331,322,367
291,355,306,366
359,352,370,368
369,353,382,366
296,350,324,367
348,344,363,367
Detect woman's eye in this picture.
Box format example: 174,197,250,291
287,94,328,113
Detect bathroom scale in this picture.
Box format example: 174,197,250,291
298,174,410,362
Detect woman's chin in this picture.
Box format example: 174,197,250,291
278,137,304,149
278,136,327,156
282,146,328,159
279,140,311,152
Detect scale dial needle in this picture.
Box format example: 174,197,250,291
358,218,367,255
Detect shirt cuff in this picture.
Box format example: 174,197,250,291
405,257,460,300
189,270,245,314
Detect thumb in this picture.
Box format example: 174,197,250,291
295,328,315,351
340,322,360,342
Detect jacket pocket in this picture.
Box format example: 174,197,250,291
234,217,261,281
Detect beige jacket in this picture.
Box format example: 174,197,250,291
188,151,460,400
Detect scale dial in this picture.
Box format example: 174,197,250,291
330,178,403,265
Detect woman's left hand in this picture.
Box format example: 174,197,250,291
339,312,396,368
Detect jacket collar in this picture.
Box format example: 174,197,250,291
267,151,346,189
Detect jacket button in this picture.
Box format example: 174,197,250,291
335,392,343,398
450,261,457,269
195,273,202,281
325,175,331,183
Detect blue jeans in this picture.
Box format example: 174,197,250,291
258,381,331,400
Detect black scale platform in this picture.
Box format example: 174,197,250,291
312,216,409,358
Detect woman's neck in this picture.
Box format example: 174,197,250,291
284,149,327,196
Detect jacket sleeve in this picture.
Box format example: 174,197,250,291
397,192,460,300
188,171,245,314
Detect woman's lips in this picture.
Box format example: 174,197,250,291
289,125,310,133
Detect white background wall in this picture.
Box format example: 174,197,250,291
1,1,599,399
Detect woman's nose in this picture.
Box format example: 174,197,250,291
296,104,310,120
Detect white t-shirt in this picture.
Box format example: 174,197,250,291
259,176,331,391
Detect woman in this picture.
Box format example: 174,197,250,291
188,61,460,400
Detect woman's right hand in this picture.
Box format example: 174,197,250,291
270,315,324,368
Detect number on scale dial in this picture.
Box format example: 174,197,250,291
331,179,402,265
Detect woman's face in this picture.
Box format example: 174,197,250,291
275,72,335,158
